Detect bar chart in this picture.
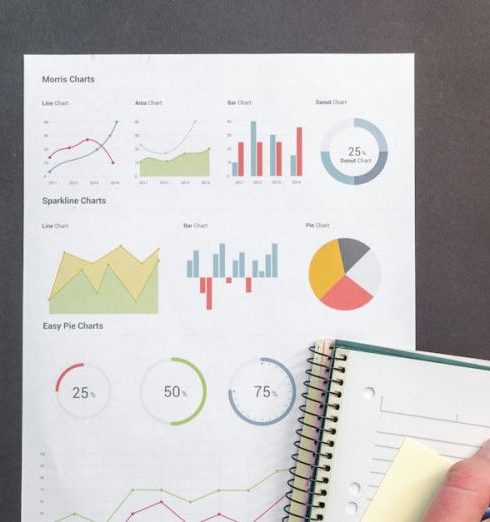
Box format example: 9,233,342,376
229,121,303,178
186,243,279,310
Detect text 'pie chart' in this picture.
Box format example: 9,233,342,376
309,238,380,310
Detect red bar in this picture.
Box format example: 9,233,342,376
226,277,232,284
257,142,263,177
206,277,213,310
199,277,206,294
245,277,252,293
296,127,303,176
276,142,282,176
238,142,244,177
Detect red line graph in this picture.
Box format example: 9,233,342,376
200,514,239,522
252,495,286,521
48,137,115,164
125,500,185,521
123,495,285,521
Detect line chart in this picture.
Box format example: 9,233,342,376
138,120,197,155
51,468,288,522
54,495,285,522
124,495,286,522
48,138,114,163
47,120,118,173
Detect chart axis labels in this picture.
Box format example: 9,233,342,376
309,238,380,310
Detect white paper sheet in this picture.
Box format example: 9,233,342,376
23,54,415,521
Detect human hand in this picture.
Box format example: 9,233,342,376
423,440,490,522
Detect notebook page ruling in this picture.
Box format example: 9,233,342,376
318,348,490,521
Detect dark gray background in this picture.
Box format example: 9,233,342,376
1,1,489,517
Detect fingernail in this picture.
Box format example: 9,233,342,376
477,440,490,459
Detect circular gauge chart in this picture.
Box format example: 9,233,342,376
321,118,388,185
55,363,111,418
228,358,296,426
141,358,207,426
309,238,380,310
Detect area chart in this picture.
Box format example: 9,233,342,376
49,246,159,314
139,148,210,177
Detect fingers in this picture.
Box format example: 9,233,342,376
423,440,490,522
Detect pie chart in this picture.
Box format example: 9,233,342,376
309,238,380,310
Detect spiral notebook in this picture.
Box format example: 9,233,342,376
284,339,490,521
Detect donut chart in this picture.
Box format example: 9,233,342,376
55,362,111,418
228,358,296,426
309,238,380,310
321,118,388,185
140,358,207,426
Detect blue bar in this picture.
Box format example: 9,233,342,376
252,260,259,278
259,271,265,278
239,252,245,277
232,162,238,177
193,250,199,277
270,135,276,176
290,155,296,177
272,243,278,277
219,243,225,278
213,254,219,277
233,260,239,278
187,260,193,277
251,121,257,177
265,254,272,278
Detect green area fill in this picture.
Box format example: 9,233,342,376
139,148,210,177
49,264,158,314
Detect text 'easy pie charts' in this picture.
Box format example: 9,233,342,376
309,238,380,310
321,118,388,185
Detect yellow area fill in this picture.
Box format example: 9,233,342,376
49,246,159,301
362,439,451,522
309,240,345,299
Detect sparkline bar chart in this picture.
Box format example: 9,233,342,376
186,243,279,310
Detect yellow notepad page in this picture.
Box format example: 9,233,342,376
362,439,452,522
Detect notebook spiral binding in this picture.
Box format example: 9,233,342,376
283,343,347,521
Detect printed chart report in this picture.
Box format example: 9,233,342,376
23,55,415,522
